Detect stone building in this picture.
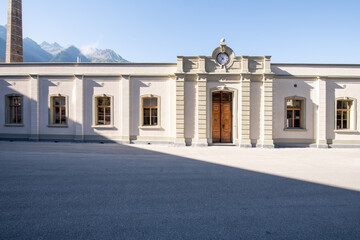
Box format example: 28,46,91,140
1,1,360,147
1,39,360,147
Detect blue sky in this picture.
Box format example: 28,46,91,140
1,0,360,63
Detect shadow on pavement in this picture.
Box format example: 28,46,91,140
0,142,359,239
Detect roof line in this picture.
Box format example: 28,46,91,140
272,63,360,67
0,62,177,66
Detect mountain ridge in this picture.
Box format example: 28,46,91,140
0,25,128,63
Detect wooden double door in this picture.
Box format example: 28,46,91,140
212,91,232,143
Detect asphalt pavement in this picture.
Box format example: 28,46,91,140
0,142,359,239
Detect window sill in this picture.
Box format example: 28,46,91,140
139,125,163,130
334,129,358,134
283,128,307,132
91,125,115,129
4,124,24,127
47,124,68,128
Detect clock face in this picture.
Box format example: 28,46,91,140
217,53,229,65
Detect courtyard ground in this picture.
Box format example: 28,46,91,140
0,142,359,239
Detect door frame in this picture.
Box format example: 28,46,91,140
209,87,238,144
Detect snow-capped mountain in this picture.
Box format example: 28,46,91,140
40,41,64,55
81,48,128,63
0,25,129,63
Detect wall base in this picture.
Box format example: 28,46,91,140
309,143,329,149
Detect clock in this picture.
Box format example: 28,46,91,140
216,52,229,65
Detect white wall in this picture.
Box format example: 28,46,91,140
273,79,316,141
130,77,172,141
326,80,360,143
39,77,76,138
0,77,31,136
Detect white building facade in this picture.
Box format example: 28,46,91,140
1,41,360,147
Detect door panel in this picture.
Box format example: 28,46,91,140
212,103,221,143
212,91,232,143
221,102,232,143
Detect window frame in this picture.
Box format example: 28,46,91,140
284,96,306,130
92,94,114,128
139,94,161,129
48,94,68,127
5,94,24,127
335,97,357,132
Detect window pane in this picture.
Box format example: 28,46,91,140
336,111,341,119
104,97,111,106
287,110,293,119
212,92,221,102
60,97,66,106
286,110,293,127
105,116,111,125
144,108,150,117
98,107,104,114
287,118,293,128
54,97,60,106
105,107,110,115
97,113,104,124
10,107,15,123
342,111,349,129
294,110,300,118
337,100,343,109
222,92,232,102
294,119,300,128
143,98,151,107
144,117,150,125
55,107,60,121
17,114,22,123
294,100,301,108
150,98,157,107
286,99,294,108
151,116,158,125
336,120,342,129
55,107,60,123
61,115,66,124
97,98,103,106
151,108,158,118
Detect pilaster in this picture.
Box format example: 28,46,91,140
121,75,131,143
177,57,184,73
315,76,328,148
241,56,249,73
193,76,208,146
264,56,272,73
29,74,39,141
198,56,206,73
175,76,186,146
239,75,251,147
257,76,274,148
74,75,84,141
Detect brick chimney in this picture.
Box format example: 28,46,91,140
6,0,23,63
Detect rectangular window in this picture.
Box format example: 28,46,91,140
7,95,22,124
51,96,67,125
336,100,352,129
286,98,303,128
96,97,111,125
143,97,158,126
